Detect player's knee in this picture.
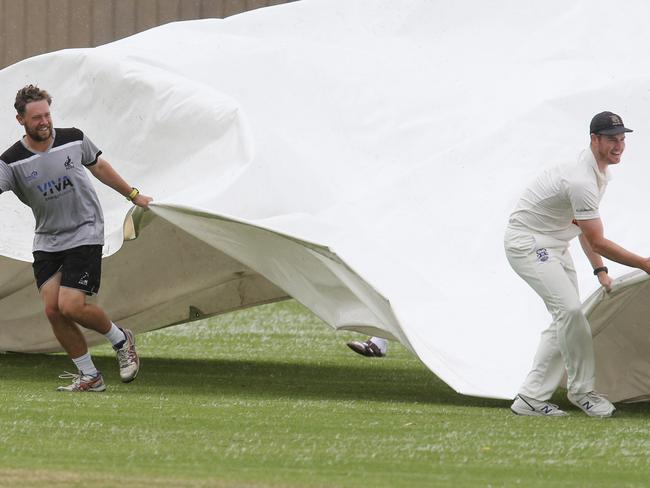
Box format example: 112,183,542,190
43,303,62,322
58,298,82,320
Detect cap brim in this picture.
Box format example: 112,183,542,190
596,127,633,135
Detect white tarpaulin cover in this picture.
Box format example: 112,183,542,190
2,0,650,402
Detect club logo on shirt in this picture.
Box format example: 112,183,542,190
64,156,74,170
37,175,75,199
24,170,38,181
536,248,549,262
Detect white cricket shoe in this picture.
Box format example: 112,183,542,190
568,391,616,417
116,328,140,383
511,394,568,417
56,371,106,392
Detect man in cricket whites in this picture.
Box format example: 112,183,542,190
505,111,650,417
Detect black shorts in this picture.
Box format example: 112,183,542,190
32,245,103,295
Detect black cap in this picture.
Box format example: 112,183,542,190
590,111,633,135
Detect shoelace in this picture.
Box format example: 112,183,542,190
117,345,135,367
58,371,99,382
58,371,81,382
58,371,87,390
583,391,609,404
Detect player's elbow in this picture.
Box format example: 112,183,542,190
589,238,608,255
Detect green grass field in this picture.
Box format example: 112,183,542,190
2,300,650,487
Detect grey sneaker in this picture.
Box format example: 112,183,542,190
568,391,616,417
511,394,568,416
116,328,140,383
347,339,385,357
56,371,106,392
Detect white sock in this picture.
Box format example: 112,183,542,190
104,322,126,348
369,337,388,354
72,352,98,376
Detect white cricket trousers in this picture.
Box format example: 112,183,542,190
504,227,596,400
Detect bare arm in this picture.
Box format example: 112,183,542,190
87,157,152,209
578,232,605,269
578,231,613,291
577,218,650,274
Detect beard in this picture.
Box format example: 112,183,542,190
25,123,52,142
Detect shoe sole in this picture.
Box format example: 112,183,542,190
121,369,138,383
346,342,385,358
570,405,616,418
510,407,568,417
56,384,106,392
347,342,373,357
575,410,615,418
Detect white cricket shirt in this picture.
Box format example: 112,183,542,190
508,148,610,242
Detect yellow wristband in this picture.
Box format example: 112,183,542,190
127,187,139,201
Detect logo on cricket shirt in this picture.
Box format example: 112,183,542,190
37,175,74,198
536,248,549,262
24,170,38,182
64,156,74,169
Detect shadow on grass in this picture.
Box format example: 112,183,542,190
5,353,650,416
1,352,510,409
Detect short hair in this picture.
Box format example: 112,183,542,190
14,85,52,115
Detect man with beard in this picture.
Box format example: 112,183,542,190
0,85,152,391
